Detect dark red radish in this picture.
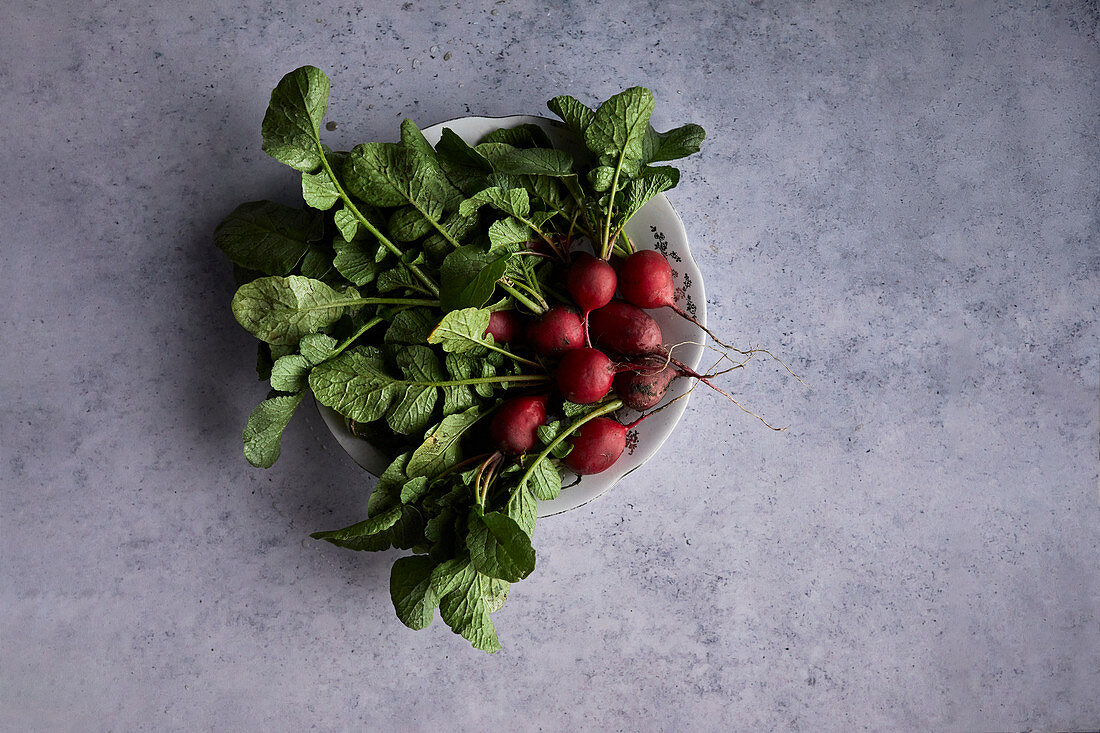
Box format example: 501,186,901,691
618,250,674,310
489,395,548,454
485,310,522,343
614,363,678,410
562,417,627,475
589,300,664,357
526,306,584,356
566,252,617,345
555,347,616,404
617,249,732,348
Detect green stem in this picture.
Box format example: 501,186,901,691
601,159,626,260
300,297,439,312
562,177,597,240
316,149,440,297
481,341,541,369
515,214,558,251
517,399,624,489
499,282,546,314
620,230,637,254
520,255,543,299
611,238,633,259
331,316,384,356
508,278,548,311
433,374,550,388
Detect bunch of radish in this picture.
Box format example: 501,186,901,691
484,246,753,476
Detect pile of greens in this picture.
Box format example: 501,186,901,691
216,66,704,652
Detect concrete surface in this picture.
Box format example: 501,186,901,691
1,0,1097,730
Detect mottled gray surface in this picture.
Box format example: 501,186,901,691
2,0,1097,730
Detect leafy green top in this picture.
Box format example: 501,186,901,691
215,65,704,653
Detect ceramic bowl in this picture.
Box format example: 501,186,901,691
317,115,706,516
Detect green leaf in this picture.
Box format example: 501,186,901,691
439,246,512,312
309,345,441,431
302,168,340,210
407,406,482,478
562,400,594,418
536,421,572,458
261,65,330,172
524,458,562,501
458,186,530,219
214,201,324,276
482,576,510,613
400,476,431,504
588,165,615,192
390,556,439,630
492,148,574,177
332,237,381,286
310,505,402,547
388,507,427,550
333,206,359,241
487,217,534,251
617,171,675,228
435,128,494,194
430,555,475,599
467,509,536,582
440,354,479,415
270,354,311,392
384,308,435,344
522,174,570,214
641,163,680,188
242,392,304,468
388,345,444,435
309,346,401,424
584,87,655,173
299,333,338,364
427,308,492,354
505,484,537,537
433,558,502,653
299,245,333,280
231,275,360,345
368,452,412,517
376,265,421,294
547,94,595,138
642,122,706,163
344,139,463,243
479,123,553,148
387,205,434,242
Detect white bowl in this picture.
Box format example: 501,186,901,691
317,115,706,516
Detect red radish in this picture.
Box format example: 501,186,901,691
566,252,617,344
555,347,616,404
589,300,663,356
618,250,674,309
562,417,627,475
526,306,584,356
485,310,522,343
489,395,548,454
614,363,678,410
617,250,731,348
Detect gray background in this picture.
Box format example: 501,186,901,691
2,0,1097,730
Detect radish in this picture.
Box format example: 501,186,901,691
485,310,522,343
614,363,678,410
555,347,616,404
562,417,627,475
617,250,731,348
566,252,617,345
589,300,664,357
489,395,548,454
526,306,584,356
